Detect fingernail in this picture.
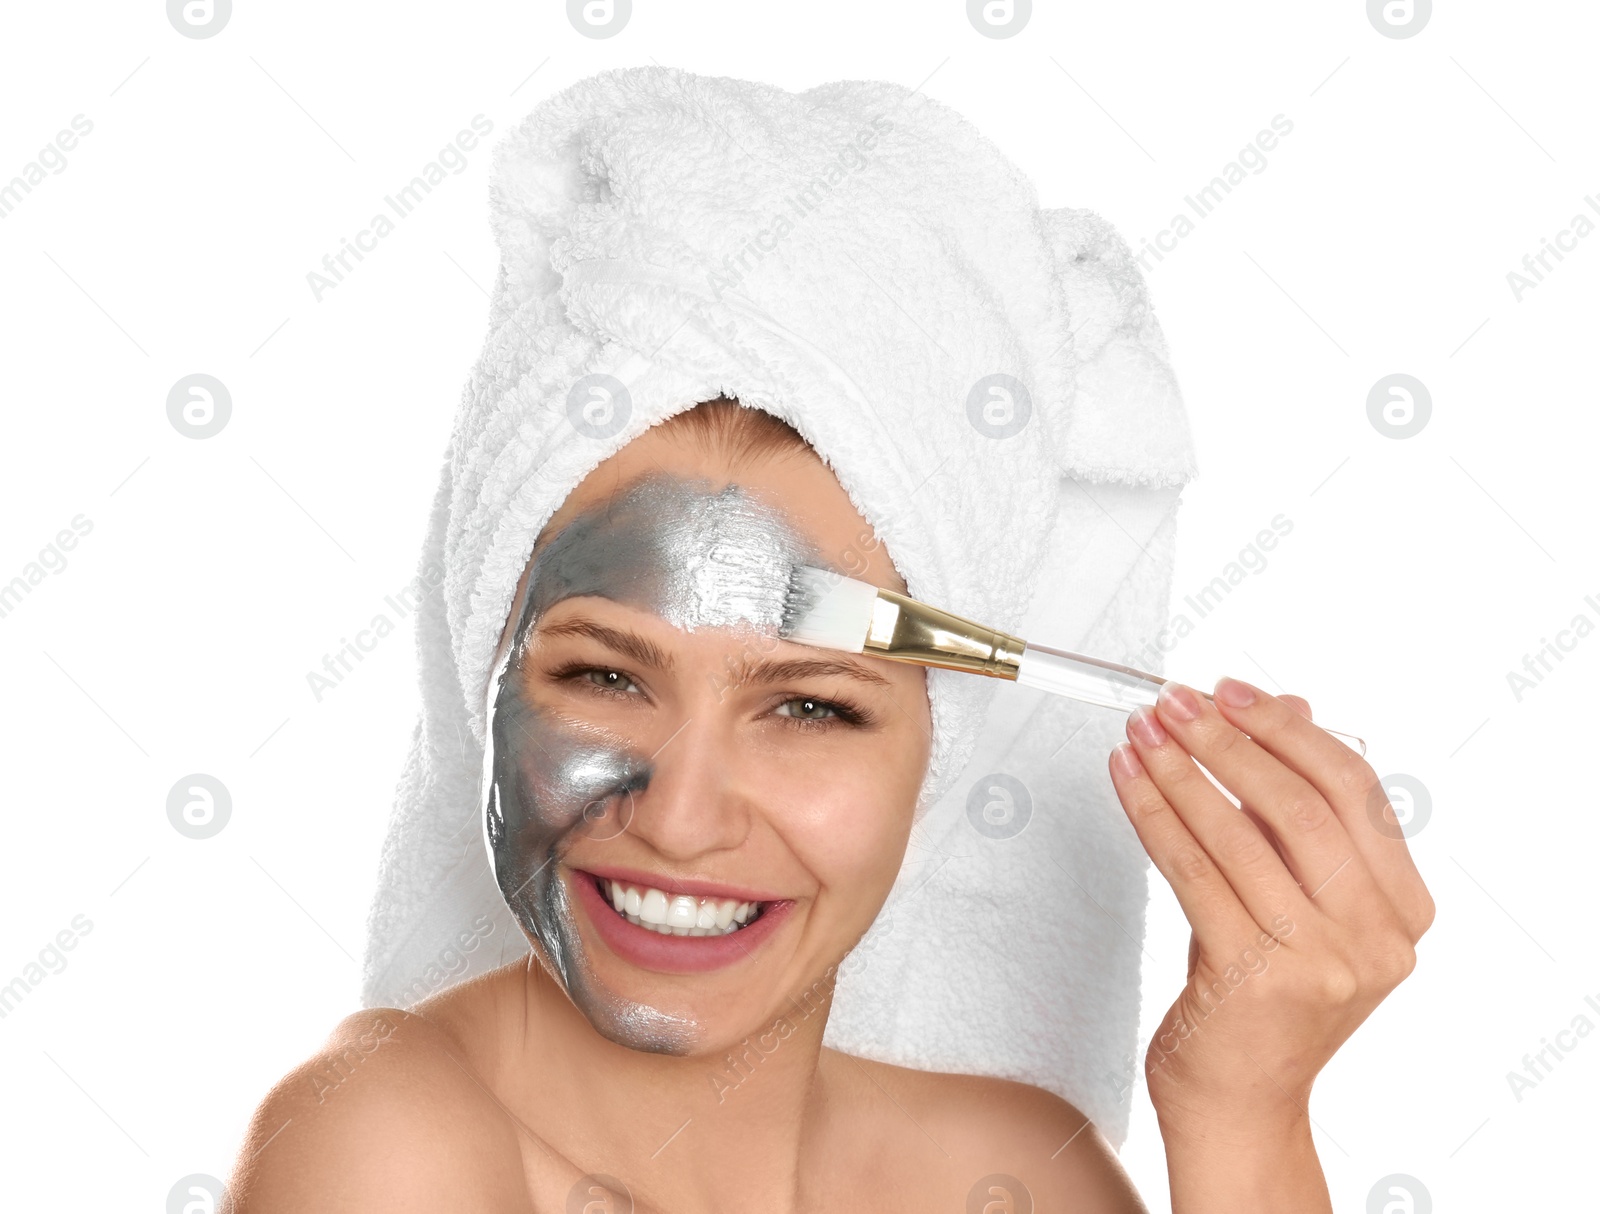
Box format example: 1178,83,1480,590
1128,705,1168,746
1215,677,1256,708
1112,742,1143,778
1158,682,1201,722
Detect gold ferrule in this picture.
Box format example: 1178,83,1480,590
862,588,1026,679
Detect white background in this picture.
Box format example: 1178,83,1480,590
1,2,1592,1209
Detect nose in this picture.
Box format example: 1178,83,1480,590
617,710,750,863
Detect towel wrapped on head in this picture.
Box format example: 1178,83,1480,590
361,63,1197,1147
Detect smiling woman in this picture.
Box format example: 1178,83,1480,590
224,63,1434,1214
227,398,1144,1211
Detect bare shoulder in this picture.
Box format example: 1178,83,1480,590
226,1006,533,1212
831,1051,1149,1213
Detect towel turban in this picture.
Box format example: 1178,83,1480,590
361,64,1197,1147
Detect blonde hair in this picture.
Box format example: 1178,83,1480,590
658,396,813,471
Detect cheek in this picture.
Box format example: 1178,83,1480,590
786,760,919,897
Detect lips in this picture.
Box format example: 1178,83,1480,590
570,865,794,975
579,862,786,904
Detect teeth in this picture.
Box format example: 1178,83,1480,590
640,888,668,924
665,895,698,929
599,877,763,938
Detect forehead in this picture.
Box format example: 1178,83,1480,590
526,471,818,635
532,427,905,593
496,431,905,659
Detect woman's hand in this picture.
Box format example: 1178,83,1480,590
1108,677,1435,1210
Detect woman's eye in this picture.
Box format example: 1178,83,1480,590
582,668,641,695
775,696,839,722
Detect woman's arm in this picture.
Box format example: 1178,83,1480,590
1156,1107,1327,1209
1109,677,1435,1213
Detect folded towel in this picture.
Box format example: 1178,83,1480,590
360,64,1197,1148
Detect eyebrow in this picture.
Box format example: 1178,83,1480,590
532,615,893,689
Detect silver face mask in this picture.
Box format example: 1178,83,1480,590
481,470,832,1054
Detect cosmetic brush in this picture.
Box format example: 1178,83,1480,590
779,566,1366,755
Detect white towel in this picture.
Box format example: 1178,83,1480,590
360,64,1197,1149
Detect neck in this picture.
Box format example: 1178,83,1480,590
506,955,843,1211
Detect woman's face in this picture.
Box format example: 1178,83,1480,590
483,421,932,1057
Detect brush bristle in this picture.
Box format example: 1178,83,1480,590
779,565,879,652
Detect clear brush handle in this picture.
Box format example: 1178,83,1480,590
1014,642,1367,756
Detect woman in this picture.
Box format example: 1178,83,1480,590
229,402,1432,1212
229,68,1433,1211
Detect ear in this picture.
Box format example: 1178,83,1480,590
1037,206,1199,488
